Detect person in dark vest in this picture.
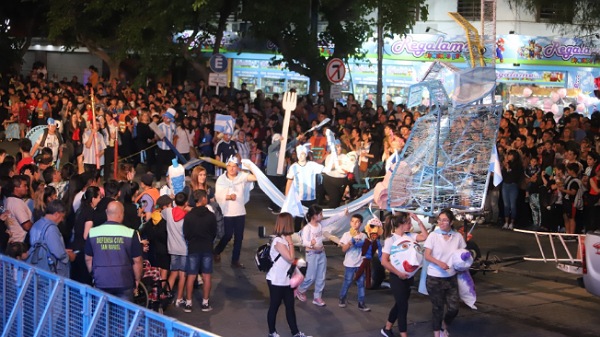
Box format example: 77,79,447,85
85,201,143,301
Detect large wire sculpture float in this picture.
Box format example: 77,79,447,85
375,66,501,216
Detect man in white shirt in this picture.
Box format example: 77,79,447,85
213,157,257,268
4,175,33,243
82,123,107,173
30,118,63,163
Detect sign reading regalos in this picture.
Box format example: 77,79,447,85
497,35,600,67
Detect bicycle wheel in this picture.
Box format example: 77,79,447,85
133,281,149,308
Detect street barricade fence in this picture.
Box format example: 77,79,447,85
0,254,219,337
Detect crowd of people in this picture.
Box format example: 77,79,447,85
0,65,600,337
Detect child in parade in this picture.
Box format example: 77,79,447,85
337,213,371,311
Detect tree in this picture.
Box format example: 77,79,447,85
508,0,600,37
47,0,240,84
241,0,427,100
0,0,48,75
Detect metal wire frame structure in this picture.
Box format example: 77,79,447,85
0,255,218,337
386,73,501,217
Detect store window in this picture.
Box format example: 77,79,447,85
536,3,574,23
457,0,481,21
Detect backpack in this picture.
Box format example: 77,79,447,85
255,239,281,272
25,223,57,273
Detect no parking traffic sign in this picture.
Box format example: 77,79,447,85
326,58,346,84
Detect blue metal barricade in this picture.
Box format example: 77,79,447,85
0,255,219,337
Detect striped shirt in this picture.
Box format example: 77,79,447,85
236,141,250,160
157,122,176,150
286,161,325,201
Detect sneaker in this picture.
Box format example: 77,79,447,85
338,297,347,308
268,332,281,337
231,261,245,269
201,301,213,312
380,328,394,337
502,223,509,229
175,299,185,308
508,224,514,230
295,290,307,302
312,298,326,307
358,302,371,312
292,332,311,337
184,302,192,313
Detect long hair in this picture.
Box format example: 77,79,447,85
304,204,323,224
34,186,56,213
81,186,101,209
190,166,208,191
273,212,295,236
382,212,409,238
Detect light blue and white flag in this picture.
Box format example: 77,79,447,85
489,145,503,186
214,114,235,134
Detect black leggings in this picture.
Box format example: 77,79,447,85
267,280,299,335
386,274,414,333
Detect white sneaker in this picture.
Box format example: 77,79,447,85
502,223,509,229
508,224,514,230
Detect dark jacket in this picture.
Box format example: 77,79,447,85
183,206,217,254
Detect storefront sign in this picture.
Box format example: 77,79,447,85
496,70,566,85
495,35,600,67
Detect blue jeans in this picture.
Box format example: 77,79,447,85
339,266,365,303
298,250,327,299
502,182,519,220
214,215,245,263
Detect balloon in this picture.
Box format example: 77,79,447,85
577,94,586,104
551,91,560,103
577,103,586,113
522,87,533,97
543,99,553,111
557,88,567,98
422,98,430,106
551,104,559,115
527,97,539,105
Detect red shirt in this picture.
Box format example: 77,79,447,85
16,157,34,174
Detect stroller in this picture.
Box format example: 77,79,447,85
133,260,173,313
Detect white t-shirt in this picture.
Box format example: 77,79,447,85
82,130,107,165
300,223,324,251
4,197,32,243
72,190,85,213
38,133,60,161
382,232,417,255
339,232,367,267
175,127,193,154
423,231,466,278
266,236,292,286
215,172,252,217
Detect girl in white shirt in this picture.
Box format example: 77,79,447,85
266,213,310,337
295,205,348,307
380,213,429,337
424,209,466,337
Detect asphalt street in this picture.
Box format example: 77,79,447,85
1,139,598,337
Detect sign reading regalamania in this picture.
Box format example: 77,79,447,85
362,34,600,67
